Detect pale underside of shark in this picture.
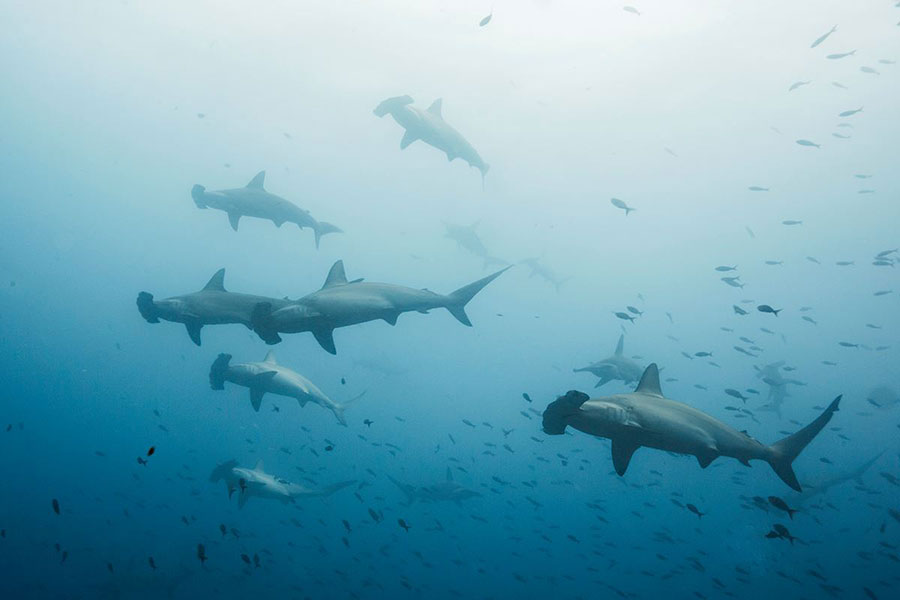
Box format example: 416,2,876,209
209,459,354,508
543,363,840,491
250,260,510,354
373,95,489,179
137,269,292,346
209,351,362,425
573,334,644,388
192,171,341,248
388,467,482,505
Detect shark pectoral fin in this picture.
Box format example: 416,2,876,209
611,439,639,476
272,218,284,227
227,212,241,231
594,377,612,388
614,334,625,356
427,98,443,117
249,388,264,412
237,492,249,509
400,131,418,149
446,152,457,162
297,397,308,407
249,371,277,411
312,328,337,354
383,312,400,326
184,320,203,346
416,309,429,314
696,449,719,469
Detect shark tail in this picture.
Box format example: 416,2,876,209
250,302,282,345
387,475,416,505
313,221,343,249
373,95,414,117
136,292,160,323
209,459,238,483
332,390,367,427
444,265,512,326
209,353,232,390
542,390,590,435
315,480,356,497
767,396,841,491
191,184,207,208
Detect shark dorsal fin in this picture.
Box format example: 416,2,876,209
635,363,663,396
322,260,349,289
263,351,277,364
427,98,443,117
446,467,453,482
202,269,226,292
614,334,624,356
246,171,266,190
254,460,264,472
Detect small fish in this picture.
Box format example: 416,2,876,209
148,556,157,570
241,553,251,565
782,220,802,225
614,311,635,322
788,80,810,92
462,419,475,428
610,197,635,215
694,351,712,357
765,260,783,265
623,6,641,16
686,504,705,519
835,261,854,266
52,499,60,515
197,543,207,565
733,305,748,315
795,139,820,148
802,316,817,325
832,133,851,139
745,226,755,238
340,377,346,385
810,25,837,49
363,419,373,427
725,389,748,402
479,12,492,27
826,50,856,59
219,523,227,537
398,518,411,532
757,304,781,316
878,59,896,65
873,290,892,296
147,446,155,456
860,66,880,74
838,107,863,117
626,305,643,315
806,256,821,264
838,342,858,348
748,186,769,191
715,265,737,272
832,81,848,89
522,393,532,403
768,496,798,519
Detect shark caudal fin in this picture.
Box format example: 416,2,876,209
373,95,414,117
191,184,207,208
136,292,160,323
444,265,512,326
315,480,356,498
542,390,590,435
250,303,282,345
387,475,417,505
209,353,232,390
332,390,367,427
313,221,343,249
767,396,841,491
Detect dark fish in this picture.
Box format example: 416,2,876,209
462,419,475,428
686,504,705,519
694,351,712,357
52,499,60,515
733,305,748,315
522,393,532,403
614,311,635,322
398,518,410,532
768,496,798,519
725,389,747,402
241,553,251,565
757,304,781,316
148,556,157,570
340,377,346,385
197,543,207,564
363,419,373,427
219,523,227,537
147,446,155,456
782,220,802,225
715,265,737,271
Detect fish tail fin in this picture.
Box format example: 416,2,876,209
313,221,342,249
373,95,414,117
542,390,590,435
209,353,232,390
191,184,207,208
445,266,511,326
332,390,366,426
250,302,282,345
767,396,841,491
136,292,160,323
317,480,355,497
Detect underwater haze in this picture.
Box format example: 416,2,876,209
2,1,900,598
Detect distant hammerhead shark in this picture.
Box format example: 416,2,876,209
387,467,482,505
137,269,291,346
250,260,510,354
442,221,508,269
573,334,644,388
373,96,489,181
192,171,342,248
519,257,571,292
209,351,363,425
794,452,885,504
543,363,841,491
209,459,354,508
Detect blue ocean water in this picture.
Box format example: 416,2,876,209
1,2,899,598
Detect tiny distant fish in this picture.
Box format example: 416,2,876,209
782,220,802,225
721,277,743,288
795,139,820,148
745,226,755,238
626,305,643,315
340,377,346,385
148,556,157,570
822,360,837,366
614,311,635,322
806,256,821,264
479,12,492,27
832,81,848,89
826,50,855,59
810,25,837,49
197,543,207,565
733,305,748,315
147,446,155,456
757,304,781,316
219,523,227,537
838,342,858,348
802,316,817,325
725,389,748,402
860,66,880,74
765,260,783,265
879,59,896,65
854,174,873,179
522,393,532,403
748,186,769,191
623,6,641,16
768,496,798,519
686,504,705,519
838,107,863,117
832,132,851,139
788,81,810,92
398,518,411,532
694,351,712,357
873,290,892,296
715,265,737,272
52,499,60,515
610,197,635,215
241,553,251,565
857,189,874,193
462,419,475,428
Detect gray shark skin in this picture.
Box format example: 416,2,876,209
210,459,354,509
794,452,884,504
519,257,571,291
210,351,361,425
136,269,292,346
443,221,508,269
250,260,511,354
755,361,806,416
191,171,341,248
543,364,841,491
388,467,482,505
373,95,489,179
573,334,644,388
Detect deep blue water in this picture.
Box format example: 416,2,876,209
1,2,899,599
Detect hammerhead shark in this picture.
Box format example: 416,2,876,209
573,334,644,388
543,364,840,491
443,221,508,269
137,269,291,346
387,467,481,505
209,351,363,425
794,452,885,504
192,171,341,248
250,260,510,353
209,459,354,508
373,95,489,180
